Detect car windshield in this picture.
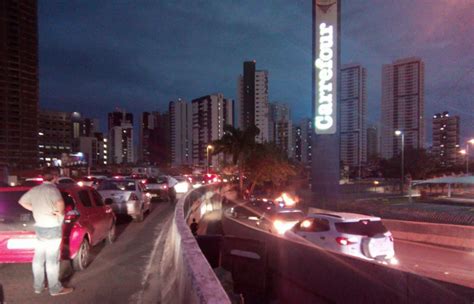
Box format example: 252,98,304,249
335,220,388,237
98,180,136,191
156,176,167,184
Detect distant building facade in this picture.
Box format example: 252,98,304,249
38,110,72,167
380,57,425,159
237,61,269,142
108,110,134,164
340,64,367,171
191,93,234,168
170,99,193,167
0,0,39,169
139,111,171,166
269,102,293,158
294,118,312,165
432,112,460,166
366,125,379,161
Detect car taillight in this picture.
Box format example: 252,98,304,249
129,193,139,201
336,237,357,246
163,185,168,189
64,210,80,223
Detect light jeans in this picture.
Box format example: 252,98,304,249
32,237,63,294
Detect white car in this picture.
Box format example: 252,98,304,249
256,209,305,235
285,212,397,264
173,176,191,194
98,179,151,222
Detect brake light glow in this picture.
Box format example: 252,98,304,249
336,237,358,246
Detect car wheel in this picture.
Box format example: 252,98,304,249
106,222,116,244
134,209,144,222
73,238,90,271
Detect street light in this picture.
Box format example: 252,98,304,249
460,139,474,174
395,130,405,194
206,145,214,174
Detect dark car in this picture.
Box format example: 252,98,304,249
143,176,177,202
0,185,116,271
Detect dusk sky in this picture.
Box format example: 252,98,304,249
39,0,474,142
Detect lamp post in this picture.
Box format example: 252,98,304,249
395,130,405,194
206,145,213,174
460,139,474,174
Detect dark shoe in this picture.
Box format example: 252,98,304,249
50,287,73,296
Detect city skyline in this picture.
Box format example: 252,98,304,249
38,1,474,143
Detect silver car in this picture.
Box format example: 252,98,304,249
98,179,151,222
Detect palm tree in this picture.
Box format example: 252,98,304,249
212,124,260,193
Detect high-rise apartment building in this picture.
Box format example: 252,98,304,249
366,125,379,161
0,0,38,169
108,110,134,164
139,112,154,164
432,112,460,166
237,61,269,142
340,64,367,171
108,110,133,130
381,57,425,159
109,123,133,164
191,93,234,168
170,99,193,167
38,110,73,167
294,118,312,165
78,132,108,167
139,111,171,166
269,103,293,157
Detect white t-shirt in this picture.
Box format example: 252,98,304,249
19,182,64,228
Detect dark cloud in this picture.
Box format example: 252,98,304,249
39,0,474,140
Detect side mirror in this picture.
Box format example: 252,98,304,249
104,198,114,205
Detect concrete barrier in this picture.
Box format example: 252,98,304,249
383,219,474,251
160,186,230,304
222,211,474,303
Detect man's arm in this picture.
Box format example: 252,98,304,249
18,191,33,211
19,200,33,211
53,199,65,216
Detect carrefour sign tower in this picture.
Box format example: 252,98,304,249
312,0,340,199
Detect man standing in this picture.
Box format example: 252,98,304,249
18,168,73,296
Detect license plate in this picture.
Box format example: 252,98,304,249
7,238,37,249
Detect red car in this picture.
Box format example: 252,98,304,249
0,185,116,271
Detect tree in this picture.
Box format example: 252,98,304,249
379,148,436,180
244,143,297,195
212,125,260,193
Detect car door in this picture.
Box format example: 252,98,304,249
90,189,113,240
304,218,331,248
77,189,102,246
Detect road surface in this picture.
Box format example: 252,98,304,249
0,200,175,304
227,213,474,289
